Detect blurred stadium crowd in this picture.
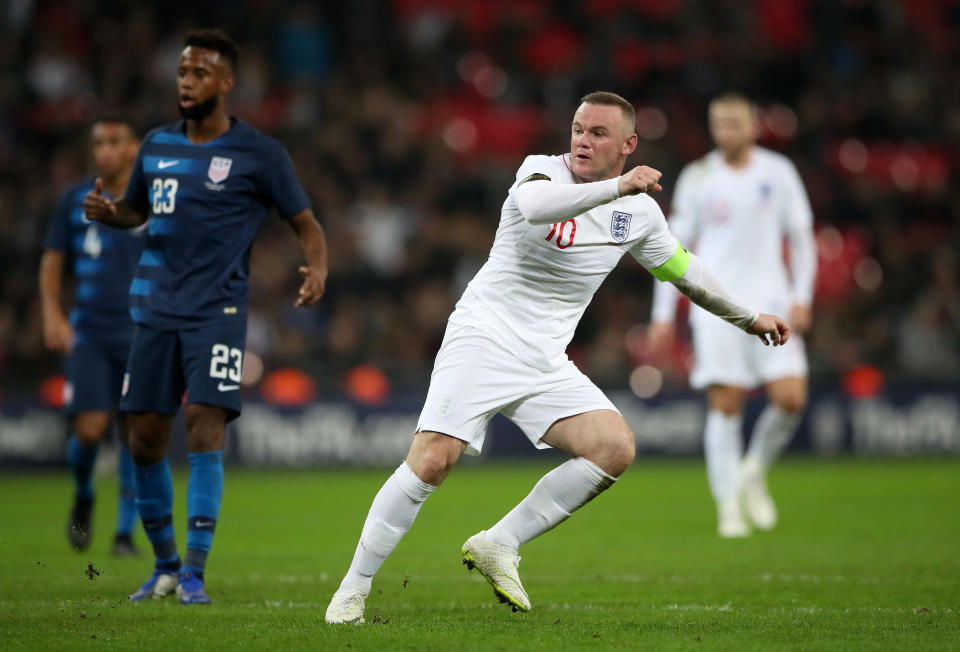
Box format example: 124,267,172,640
1,0,957,400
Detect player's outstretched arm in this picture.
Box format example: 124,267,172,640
514,165,662,226
83,178,146,228
655,247,790,347
288,209,327,307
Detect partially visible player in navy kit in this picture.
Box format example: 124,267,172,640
40,117,144,557
83,29,328,605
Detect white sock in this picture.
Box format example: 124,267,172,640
484,457,616,550
338,462,435,592
704,411,743,503
745,405,801,471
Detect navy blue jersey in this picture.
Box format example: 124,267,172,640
44,180,145,345
124,119,310,329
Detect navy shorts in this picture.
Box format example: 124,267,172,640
65,335,129,415
120,320,247,421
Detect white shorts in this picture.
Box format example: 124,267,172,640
417,323,619,455
690,320,807,390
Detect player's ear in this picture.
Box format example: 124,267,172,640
622,132,637,156
220,73,235,94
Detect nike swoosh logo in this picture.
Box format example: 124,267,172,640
217,383,240,392
158,159,179,169
194,520,215,528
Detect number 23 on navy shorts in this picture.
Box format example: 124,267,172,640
120,320,247,421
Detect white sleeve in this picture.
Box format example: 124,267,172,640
781,161,817,306
628,208,677,271
673,253,759,331
514,178,620,225
510,156,621,225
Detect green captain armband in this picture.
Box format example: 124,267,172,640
650,240,690,282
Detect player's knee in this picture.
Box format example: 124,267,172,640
129,437,163,465
73,414,108,446
598,427,635,478
128,416,166,464
707,386,745,416
411,446,456,485
185,405,227,453
407,431,464,485
773,395,806,415
74,426,103,447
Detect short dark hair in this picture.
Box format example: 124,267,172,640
710,91,757,114
92,113,139,139
184,28,239,71
580,91,636,133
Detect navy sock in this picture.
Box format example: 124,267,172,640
67,435,98,500
116,445,138,536
183,451,223,576
134,459,179,569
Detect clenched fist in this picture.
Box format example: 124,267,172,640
618,165,663,196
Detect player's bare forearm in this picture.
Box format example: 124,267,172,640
39,250,65,319
97,199,147,228
289,209,327,306
38,250,73,352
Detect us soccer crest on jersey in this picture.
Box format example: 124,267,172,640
207,156,232,183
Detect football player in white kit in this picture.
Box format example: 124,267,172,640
326,92,791,623
648,92,817,538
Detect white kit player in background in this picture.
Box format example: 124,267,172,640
325,91,791,624
648,92,817,538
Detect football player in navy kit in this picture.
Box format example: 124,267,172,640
40,116,144,557
83,29,328,604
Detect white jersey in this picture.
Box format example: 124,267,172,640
656,147,815,328
449,153,677,372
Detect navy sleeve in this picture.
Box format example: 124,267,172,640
43,187,73,253
260,141,311,219
123,140,150,216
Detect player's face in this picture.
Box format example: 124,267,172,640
708,101,757,157
177,46,234,121
91,122,138,181
569,103,636,182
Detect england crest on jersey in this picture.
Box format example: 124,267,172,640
208,156,233,183
610,211,632,243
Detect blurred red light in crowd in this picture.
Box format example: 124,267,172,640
415,95,542,161
39,375,66,408
842,364,884,399
830,141,949,193
522,23,583,74
261,367,317,406
344,365,391,406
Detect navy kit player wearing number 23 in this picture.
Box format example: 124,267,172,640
119,118,311,419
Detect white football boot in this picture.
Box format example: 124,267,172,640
741,459,777,530
325,587,368,624
717,497,751,538
461,531,530,612
128,570,178,601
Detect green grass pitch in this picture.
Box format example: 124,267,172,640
1,457,957,650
